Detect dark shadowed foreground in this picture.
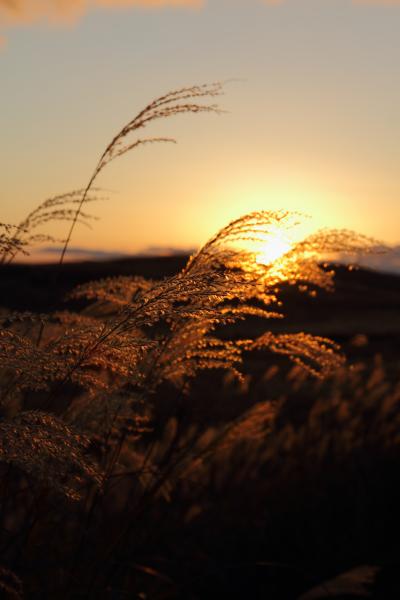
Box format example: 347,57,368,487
0,256,400,599
2,82,398,599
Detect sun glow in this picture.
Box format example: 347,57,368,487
256,233,292,266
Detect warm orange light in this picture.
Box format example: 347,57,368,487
256,234,292,265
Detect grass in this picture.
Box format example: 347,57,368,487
0,83,397,599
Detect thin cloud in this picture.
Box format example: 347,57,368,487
31,245,193,262
1,0,398,29
0,1,398,46
0,0,201,27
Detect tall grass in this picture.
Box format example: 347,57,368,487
0,83,390,599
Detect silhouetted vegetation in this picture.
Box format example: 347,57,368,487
0,84,399,599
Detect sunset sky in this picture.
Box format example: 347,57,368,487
1,0,400,260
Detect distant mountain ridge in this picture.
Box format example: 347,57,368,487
337,245,400,275
1,257,400,339
26,245,195,263
27,245,400,274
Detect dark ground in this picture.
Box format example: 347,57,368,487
1,258,400,599
2,255,399,351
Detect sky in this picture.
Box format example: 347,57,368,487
1,0,400,261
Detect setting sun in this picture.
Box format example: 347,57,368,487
2,1,400,597
256,234,292,266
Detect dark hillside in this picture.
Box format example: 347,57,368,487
2,258,399,339
1,258,400,598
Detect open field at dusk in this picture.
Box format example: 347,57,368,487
1,251,400,599
2,2,400,597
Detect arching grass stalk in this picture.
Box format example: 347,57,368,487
59,82,225,264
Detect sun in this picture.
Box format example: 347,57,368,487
255,233,292,265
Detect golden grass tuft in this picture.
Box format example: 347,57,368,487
0,82,390,598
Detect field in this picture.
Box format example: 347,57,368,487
0,253,400,599
1,84,400,599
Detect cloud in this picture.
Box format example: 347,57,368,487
0,0,398,46
1,0,399,29
34,244,400,271
336,245,400,275
33,244,193,262
0,0,201,28
136,245,195,256
37,245,132,259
